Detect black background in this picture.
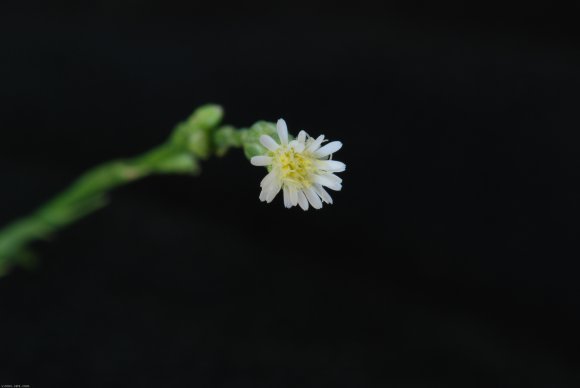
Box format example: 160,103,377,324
1,1,580,387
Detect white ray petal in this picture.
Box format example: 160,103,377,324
317,160,346,172
259,135,279,151
314,141,342,158
260,171,276,188
277,119,289,145
250,156,272,166
313,174,342,191
317,173,342,184
265,182,282,203
304,187,323,209
259,187,268,202
289,140,305,153
326,173,343,184
297,130,307,144
283,186,292,208
297,190,309,211
306,135,325,152
314,184,333,204
289,187,299,206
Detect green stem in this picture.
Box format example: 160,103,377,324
0,104,242,276
0,142,181,274
0,103,270,277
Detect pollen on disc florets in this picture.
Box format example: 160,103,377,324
269,145,316,189
250,118,346,210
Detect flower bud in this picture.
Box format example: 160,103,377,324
240,121,278,159
171,104,224,159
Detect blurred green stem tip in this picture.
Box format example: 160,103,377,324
0,104,277,277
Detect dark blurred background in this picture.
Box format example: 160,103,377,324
1,1,580,387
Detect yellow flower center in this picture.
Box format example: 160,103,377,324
271,147,316,188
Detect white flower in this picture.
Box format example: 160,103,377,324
250,119,346,210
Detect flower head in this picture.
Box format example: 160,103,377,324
250,119,345,210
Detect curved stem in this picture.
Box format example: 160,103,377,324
0,103,268,277
0,104,238,276
0,141,192,275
